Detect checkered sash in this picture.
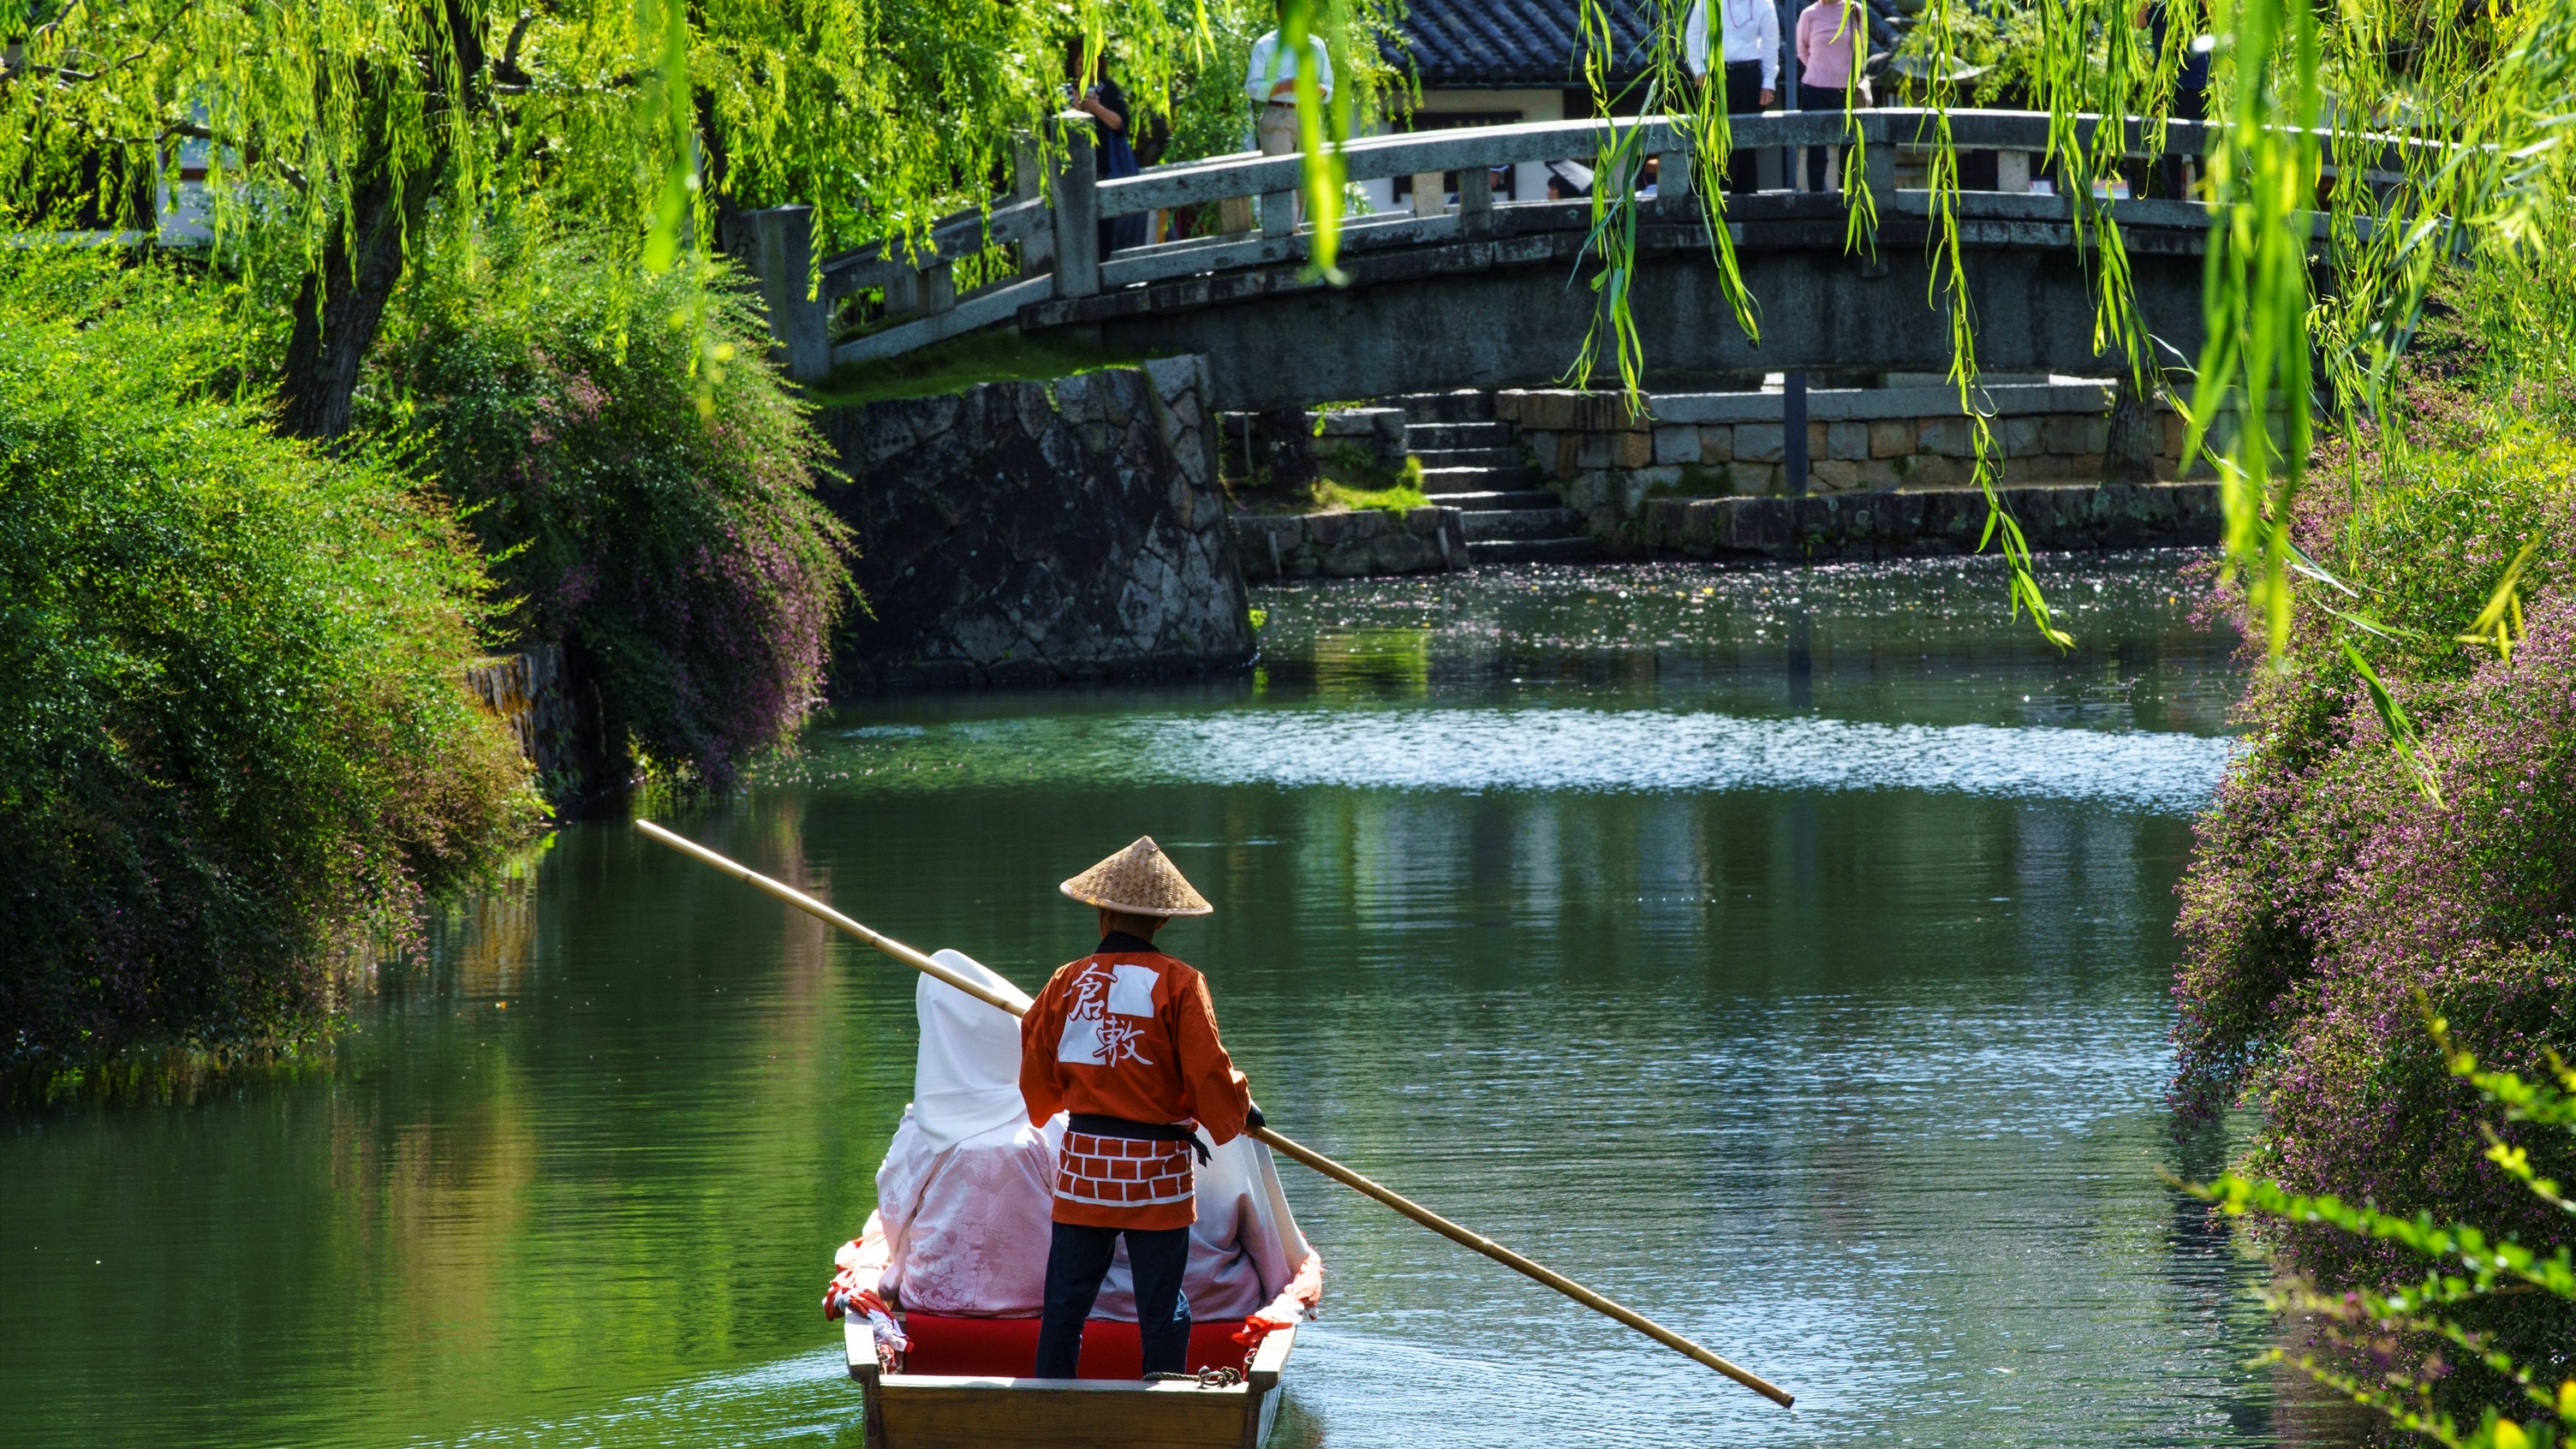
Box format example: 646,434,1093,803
1055,1129,1196,1209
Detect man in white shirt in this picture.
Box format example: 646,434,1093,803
1684,0,1780,194
1229,15,1335,230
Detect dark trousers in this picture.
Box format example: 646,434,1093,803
1795,84,1851,192
1723,62,1768,194
1033,1221,1192,1379
2155,86,2208,200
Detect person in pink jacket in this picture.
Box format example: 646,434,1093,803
1793,0,1869,192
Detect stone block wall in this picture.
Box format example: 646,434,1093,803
1634,480,2220,562
815,356,1255,690
1233,506,1468,581
1499,381,2212,545
1312,407,1410,462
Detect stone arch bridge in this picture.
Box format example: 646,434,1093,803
736,110,2304,411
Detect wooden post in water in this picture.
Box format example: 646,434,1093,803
631,819,1797,1408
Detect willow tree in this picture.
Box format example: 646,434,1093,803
1550,0,2576,658
0,0,1323,437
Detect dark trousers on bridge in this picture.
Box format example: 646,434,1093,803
1033,1221,1193,1379
1723,62,1768,194
1796,84,1852,192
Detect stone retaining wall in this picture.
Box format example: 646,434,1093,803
1498,382,2211,546
816,356,1254,690
465,642,613,811
1232,506,1468,581
1504,381,2198,495
1637,480,2220,561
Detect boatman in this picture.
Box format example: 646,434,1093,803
1019,836,1261,1379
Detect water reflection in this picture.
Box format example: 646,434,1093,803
815,707,2232,810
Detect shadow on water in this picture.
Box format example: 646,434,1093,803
0,552,2318,1449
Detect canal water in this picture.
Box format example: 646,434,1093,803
3,553,2280,1448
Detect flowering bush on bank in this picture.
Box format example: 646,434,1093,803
2202,1028,2576,1449
0,254,542,1078
2176,384,2576,1382
367,230,851,792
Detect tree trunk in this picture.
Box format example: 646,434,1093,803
274,165,433,441
274,3,480,442
2100,369,2162,485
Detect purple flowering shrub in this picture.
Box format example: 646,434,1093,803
2201,1030,2576,1449
2176,410,2576,1373
367,233,851,792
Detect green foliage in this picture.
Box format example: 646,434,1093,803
1311,476,1431,514
2199,1019,2576,1448
363,226,850,787
1891,0,2048,104
0,251,541,1073
2174,383,2576,1107
2174,368,2576,1407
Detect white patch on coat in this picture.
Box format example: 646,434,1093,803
1106,963,1159,1017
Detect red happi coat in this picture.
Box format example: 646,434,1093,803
1019,943,1254,1230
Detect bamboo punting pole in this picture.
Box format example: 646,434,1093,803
1243,1124,1792,1404
634,818,1795,1408
635,820,1033,1017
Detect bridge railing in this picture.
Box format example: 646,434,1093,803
741,108,2409,380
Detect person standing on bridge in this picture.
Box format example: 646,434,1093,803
1792,0,1869,193
1235,5,1333,230
1069,41,1150,254
1020,837,1261,1380
1684,0,1780,195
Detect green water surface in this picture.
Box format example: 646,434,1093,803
3,554,2293,1448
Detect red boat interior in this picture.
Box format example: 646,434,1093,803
897,1315,1254,1379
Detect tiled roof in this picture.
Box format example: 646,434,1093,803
1393,0,1657,88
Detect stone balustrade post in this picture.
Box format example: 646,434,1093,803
1015,134,1056,272
1261,164,1298,240
1457,164,1493,240
1410,170,1446,218
1656,143,1695,209
1051,113,1100,299
748,205,831,383
1863,115,1897,206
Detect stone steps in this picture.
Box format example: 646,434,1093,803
1374,390,1599,567
1418,463,1542,494
1468,536,1603,564
1410,445,1525,470
1383,390,1494,424
1406,420,1513,451
1424,488,1564,510
1460,507,1583,542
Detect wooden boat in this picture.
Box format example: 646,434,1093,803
844,1311,1297,1449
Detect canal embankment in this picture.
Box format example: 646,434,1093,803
1500,379,2220,558
1223,377,2217,574
812,356,1254,690
784,361,2226,692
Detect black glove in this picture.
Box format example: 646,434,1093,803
1244,1101,1267,1130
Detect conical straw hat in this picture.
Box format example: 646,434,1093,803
1059,836,1213,917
